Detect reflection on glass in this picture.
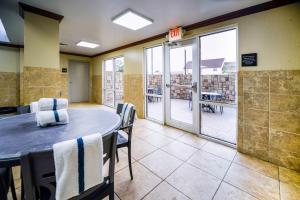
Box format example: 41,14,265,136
146,46,163,122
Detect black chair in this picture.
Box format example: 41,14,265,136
0,107,18,200
0,167,17,200
20,132,118,200
116,103,136,180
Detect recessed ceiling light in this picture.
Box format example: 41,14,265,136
112,9,153,30
0,19,10,42
76,41,99,48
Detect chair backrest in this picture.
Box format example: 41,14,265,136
20,132,118,200
116,103,136,127
116,103,136,142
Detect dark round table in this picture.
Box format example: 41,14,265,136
0,109,121,167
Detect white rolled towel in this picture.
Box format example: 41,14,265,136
38,98,68,111
36,109,69,127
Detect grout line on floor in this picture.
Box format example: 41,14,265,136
138,140,202,200
211,153,235,200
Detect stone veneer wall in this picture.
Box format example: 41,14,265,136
124,74,144,118
0,72,20,106
202,74,236,102
21,66,68,105
92,75,102,104
238,70,300,171
147,74,236,102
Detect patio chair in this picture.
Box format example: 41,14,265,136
0,167,17,200
116,103,136,180
20,132,118,200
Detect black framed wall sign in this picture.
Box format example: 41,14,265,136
241,53,257,67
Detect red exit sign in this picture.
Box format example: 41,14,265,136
168,27,183,42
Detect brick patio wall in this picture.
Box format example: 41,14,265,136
202,74,236,103
147,73,236,102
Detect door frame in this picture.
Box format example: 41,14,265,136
68,60,90,103
142,24,238,148
164,38,200,134
102,56,124,108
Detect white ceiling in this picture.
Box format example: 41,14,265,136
0,0,270,56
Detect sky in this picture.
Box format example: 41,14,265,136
147,29,237,74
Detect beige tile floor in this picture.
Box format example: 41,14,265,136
8,104,300,200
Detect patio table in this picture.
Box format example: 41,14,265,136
201,92,222,113
0,109,121,167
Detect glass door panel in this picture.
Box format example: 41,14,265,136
145,46,163,122
165,39,199,133
114,57,124,107
199,29,237,144
169,45,193,124
103,57,124,108
104,59,114,107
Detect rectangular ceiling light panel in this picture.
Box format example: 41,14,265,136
112,9,153,30
76,41,99,48
0,19,10,42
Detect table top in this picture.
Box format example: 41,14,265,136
0,109,121,165
201,92,222,96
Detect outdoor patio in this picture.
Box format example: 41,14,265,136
147,99,237,144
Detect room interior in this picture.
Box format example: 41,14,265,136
0,0,299,200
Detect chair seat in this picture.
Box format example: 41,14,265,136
117,131,128,146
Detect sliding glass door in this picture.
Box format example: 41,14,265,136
103,57,124,108
145,45,164,122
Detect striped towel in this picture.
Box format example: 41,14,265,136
36,109,69,127
120,103,135,127
38,98,68,111
53,134,104,200
30,101,39,113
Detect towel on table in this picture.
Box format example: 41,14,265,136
38,98,68,111
30,101,39,113
36,109,69,127
53,134,104,200
120,103,135,127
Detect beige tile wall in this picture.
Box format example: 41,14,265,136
0,72,19,106
124,74,144,118
92,75,102,104
21,66,68,105
238,70,300,171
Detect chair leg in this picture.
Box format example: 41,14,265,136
9,169,17,200
109,184,114,200
116,149,119,162
128,146,133,180
109,191,115,200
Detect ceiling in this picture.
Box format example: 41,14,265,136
0,0,270,56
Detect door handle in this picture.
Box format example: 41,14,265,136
166,83,171,88
191,82,197,91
